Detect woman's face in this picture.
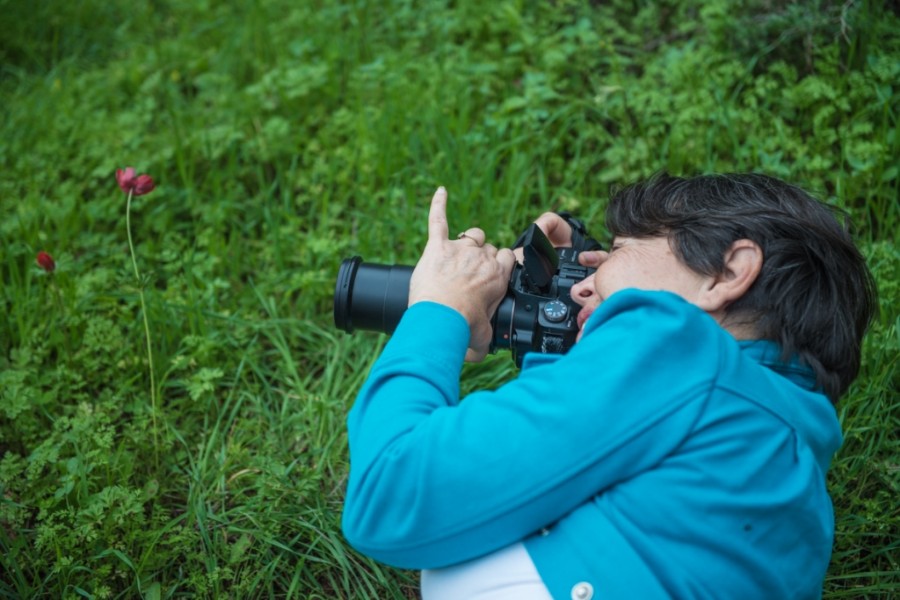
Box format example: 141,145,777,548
571,236,711,339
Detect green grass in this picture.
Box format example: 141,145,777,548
1,0,898,597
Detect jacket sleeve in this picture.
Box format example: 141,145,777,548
341,289,721,569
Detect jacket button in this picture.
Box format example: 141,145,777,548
571,582,593,600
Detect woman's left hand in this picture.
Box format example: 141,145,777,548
408,187,517,362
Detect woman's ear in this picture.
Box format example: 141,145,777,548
697,239,763,314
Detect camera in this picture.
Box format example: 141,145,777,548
333,214,602,367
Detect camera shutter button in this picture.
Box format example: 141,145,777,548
542,300,568,323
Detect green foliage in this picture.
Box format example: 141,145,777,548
0,0,897,597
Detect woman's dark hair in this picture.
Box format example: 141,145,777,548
606,172,877,402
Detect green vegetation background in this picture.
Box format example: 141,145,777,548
1,0,897,597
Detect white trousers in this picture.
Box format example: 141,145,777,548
421,542,553,600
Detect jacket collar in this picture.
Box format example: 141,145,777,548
738,340,819,392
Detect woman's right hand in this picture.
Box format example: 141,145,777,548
516,212,605,269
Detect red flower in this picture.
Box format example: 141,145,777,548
116,167,156,196
36,251,56,273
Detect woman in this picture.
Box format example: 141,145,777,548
341,173,876,599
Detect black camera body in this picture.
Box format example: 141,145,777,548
333,214,602,366
491,223,597,365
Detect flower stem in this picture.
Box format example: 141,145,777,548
126,190,159,451
49,276,71,355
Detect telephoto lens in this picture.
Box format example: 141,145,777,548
334,216,602,366
333,257,413,335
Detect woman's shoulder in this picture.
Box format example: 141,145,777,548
583,288,726,343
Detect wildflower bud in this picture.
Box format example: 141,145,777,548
36,251,55,273
116,167,136,192
133,174,156,196
116,167,156,196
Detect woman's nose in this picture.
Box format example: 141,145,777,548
570,274,598,307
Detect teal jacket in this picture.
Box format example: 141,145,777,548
342,289,842,599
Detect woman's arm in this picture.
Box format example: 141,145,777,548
342,289,720,569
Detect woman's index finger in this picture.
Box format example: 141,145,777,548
428,187,449,242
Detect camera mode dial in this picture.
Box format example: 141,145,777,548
542,300,569,323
